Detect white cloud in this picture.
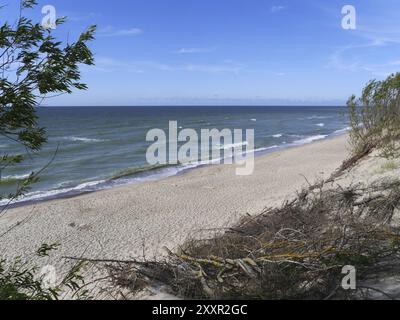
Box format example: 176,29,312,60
100,60,174,71
175,47,216,54
91,57,174,73
89,56,245,74
98,26,143,37
67,12,100,22
270,5,286,13
326,30,400,78
326,41,400,78
183,62,244,74
325,7,400,78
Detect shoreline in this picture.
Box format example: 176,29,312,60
0,134,349,277
2,130,349,210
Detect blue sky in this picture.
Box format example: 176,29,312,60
2,0,400,106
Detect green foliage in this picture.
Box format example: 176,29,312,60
36,243,61,257
0,246,90,300
348,73,400,158
0,0,96,300
0,0,96,203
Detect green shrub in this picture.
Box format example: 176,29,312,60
0,245,89,300
348,73,400,158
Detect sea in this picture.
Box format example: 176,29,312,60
0,106,350,206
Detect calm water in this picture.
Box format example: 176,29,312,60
0,106,349,205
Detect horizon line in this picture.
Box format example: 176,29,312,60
39,105,347,108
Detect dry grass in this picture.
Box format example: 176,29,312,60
106,179,400,300
378,161,399,173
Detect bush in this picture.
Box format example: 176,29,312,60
0,244,89,300
348,73,400,158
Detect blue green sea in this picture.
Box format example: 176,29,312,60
0,106,349,205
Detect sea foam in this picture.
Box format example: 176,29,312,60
293,135,328,145
63,136,108,143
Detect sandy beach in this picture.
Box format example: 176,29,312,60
0,135,349,274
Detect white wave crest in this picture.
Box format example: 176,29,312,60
334,127,351,134
1,173,31,181
63,136,108,143
308,115,333,120
217,142,249,150
293,135,328,145
0,179,106,206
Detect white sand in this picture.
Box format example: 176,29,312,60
0,135,349,275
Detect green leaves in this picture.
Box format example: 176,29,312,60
36,243,61,257
22,0,38,9
0,248,90,300
0,1,96,300
348,72,400,159
0,0,96,201
0,0,96,300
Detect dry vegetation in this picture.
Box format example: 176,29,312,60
102,178,400,300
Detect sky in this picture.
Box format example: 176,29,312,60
2,0,400,106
